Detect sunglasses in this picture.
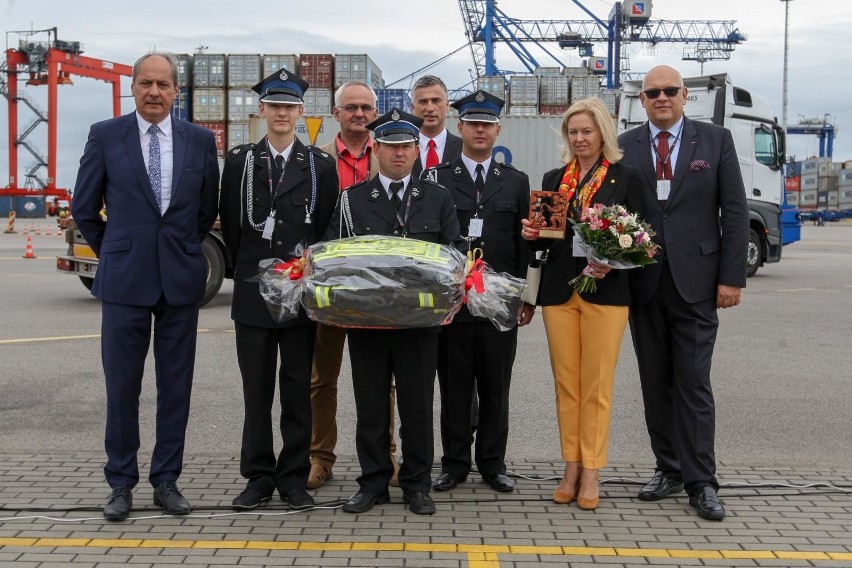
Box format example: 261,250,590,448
643,87,682,99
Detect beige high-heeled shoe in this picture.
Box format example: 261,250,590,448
552,463,582,504
577,468,600,510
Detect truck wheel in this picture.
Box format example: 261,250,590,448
746,229,761,278
79,276,94,290
202,236,225,306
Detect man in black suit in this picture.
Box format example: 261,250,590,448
425,91,534,494
324,109,465,515
219,68,339,511
618,65,748,520
411,75,463,176
72,52,220,520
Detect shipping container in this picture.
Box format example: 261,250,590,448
538,104,570,116
839,169,852,186
785,176,801,192
303,88,333,115
509,75,539,106
227,54,262,88
263,54,300,77
376,88,412,114
0,196,13,217
839,187,852,205
227,89,259,122
227,121,251,150
786,160,802,177
194,121,227,157
816,190,828,207
507,105,538,116
173,54,192,87
818,175,837,192
534,67,563,77
800,156,830,175
570,76,601,102
563,66,591,78
334,54,383,92
476,76,507,100
192,88,226,122
827,190,839,209
799,189,817,208
599,89,618,116
800,172,818,191
299,54,335,90
192,54,226,87
171,87,191,121
785,192,799,207
539,76,570,105
16,195,45,218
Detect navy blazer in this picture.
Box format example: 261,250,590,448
536,160,644,307
618,118,748,304
72,112,220,306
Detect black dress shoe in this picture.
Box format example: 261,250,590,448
638,471,684,501
433,472,465,492
103,486,132,521
153,481,191,515
342,490,390,513
231,487,272,510
689,486,726,520
403,491,436,515
280,488,315,509
483,473,515,493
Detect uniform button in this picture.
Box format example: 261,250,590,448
424,225,429,229
277,219,283,225
394,230,399,235
663,213,669,218
276,241,282,246
366,226,371,231
479,205,484,209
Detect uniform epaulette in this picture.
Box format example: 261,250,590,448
227,143,255,158
496,161,524,174
429,162,453,172
344,179,370,192
307,145,334,163
419,177,446,189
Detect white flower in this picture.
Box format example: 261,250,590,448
618,234,633,248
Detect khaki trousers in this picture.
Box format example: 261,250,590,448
542,294,628,469
309,323,397,466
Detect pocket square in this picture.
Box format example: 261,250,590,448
689,160,711,171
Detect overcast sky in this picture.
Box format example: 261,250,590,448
2,0,849,190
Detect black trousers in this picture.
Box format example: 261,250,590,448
234,322,315,495
437,319,517,477
347,329,437,495
629,262,720,495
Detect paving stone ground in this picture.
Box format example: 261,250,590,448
1,454,850,567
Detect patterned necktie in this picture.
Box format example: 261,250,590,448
147,124,162,211
655,131,672,180
475,163,485,192
426,139,439,169
389,180,404,210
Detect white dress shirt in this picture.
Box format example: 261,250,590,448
648,117,685,176
137,112,173,215
419,129,449,166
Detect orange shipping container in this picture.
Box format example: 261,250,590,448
195,122,226,157
785,176,801,191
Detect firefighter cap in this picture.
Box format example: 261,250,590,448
451,89,504,123
252,68,308,105
367,108,424,144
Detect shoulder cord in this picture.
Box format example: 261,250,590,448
307,151,318,219
341,191,355,238
242,148,318,231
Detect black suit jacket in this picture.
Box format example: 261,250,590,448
412,131,463,177
617,118,748,304
536,161,644,307
219,137,339,327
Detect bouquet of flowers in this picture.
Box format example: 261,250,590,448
568,203,660,293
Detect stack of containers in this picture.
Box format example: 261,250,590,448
192,53,227,157
476,76,507,100
227,54,262,151
263,54,300,77
538,72,570,115
839,165,852,208
800,157,833,210
508,75,538,115
570,75,601,104
376,89,412,114
785,159,802,207
299,54,334,115
171,54,193,121
335,54,383,92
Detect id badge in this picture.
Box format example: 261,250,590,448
656,179,671,201
261,215,275,240
468,218,483,238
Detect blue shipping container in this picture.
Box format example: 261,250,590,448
172,87,192,121
16,196,45,218
376,89,412,114
0,197,13,217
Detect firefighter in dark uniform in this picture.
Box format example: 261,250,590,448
424,91,535,494
324,108,465,515
219,69,340,510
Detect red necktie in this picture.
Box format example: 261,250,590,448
655,131,672,180
426,139,439,169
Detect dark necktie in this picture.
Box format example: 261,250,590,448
475,163,485,192
147,124,162,211
426,139,439,169
389,180,404,210
655,131,672,180
275,154,285,180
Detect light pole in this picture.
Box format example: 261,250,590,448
780,0,792,132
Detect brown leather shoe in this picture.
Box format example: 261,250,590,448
307,463,333,490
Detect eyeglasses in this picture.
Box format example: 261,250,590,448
643,87,682,99
339,104,376,113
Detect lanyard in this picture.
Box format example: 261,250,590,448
265,139,292,198
392,188,415,237
337,147,371,187
650,121,684,174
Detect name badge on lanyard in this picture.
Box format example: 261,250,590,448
468,218,483,238
656,179,671,201
262,212,276,240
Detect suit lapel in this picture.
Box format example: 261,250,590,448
170,119,188,204
365,177,398,224
479,163,505,206
450,160,476,200
122,113,160,213
668,118,698,206
253,140,273,195
590,164,618,206
635,124,657,190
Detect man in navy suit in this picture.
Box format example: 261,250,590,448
410,75,463,177
72,52,219,521
618,65,748,521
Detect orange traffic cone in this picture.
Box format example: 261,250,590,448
22,225,29,235
23,235,36,259
46,225,52,236
35,225,41,236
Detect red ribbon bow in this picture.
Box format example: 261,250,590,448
274,257,306,280
463,258,486,303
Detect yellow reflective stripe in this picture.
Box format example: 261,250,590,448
418,292,434,308
315,286,331,308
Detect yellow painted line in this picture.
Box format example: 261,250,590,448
0,538,848,564
0,328,228,346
